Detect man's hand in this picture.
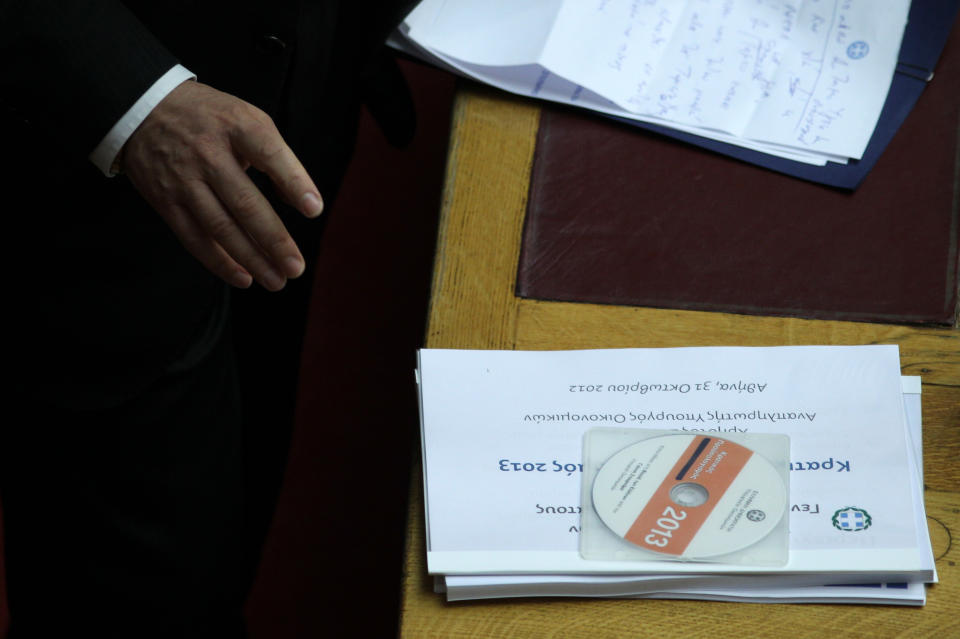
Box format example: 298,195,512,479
121,80,324,291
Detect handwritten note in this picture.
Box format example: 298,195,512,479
543,0,909,157
404,0,910,161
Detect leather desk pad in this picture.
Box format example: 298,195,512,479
516,31,959,326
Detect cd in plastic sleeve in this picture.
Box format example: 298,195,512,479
588,432,788,562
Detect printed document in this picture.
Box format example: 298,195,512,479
438,377,928,604
416,346,932,582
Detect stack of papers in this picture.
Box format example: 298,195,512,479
414,345,935,605
394,0,910,167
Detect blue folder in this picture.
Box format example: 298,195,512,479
619,0,959,189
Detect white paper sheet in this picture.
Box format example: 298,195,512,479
402,0,910,162
439,378,929,604
416,346,932,582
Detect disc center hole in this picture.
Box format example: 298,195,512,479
670,482,709,507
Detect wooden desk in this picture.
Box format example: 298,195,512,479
400,86,960,638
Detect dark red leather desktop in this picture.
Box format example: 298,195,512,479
517,26,959,326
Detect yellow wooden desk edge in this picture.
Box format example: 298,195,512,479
401,85,960,638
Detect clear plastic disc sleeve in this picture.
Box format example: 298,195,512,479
580,428,790,566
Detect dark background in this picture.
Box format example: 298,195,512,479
0,58,455,638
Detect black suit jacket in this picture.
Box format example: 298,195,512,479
2,1,414,408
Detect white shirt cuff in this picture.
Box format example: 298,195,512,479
89,63,196,177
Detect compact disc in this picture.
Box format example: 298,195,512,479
591,434,787,559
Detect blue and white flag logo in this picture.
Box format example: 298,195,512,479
847,41,870,59
832,506,872,531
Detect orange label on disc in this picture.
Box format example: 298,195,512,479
623,435,753,555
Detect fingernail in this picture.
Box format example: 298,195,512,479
263,269,286,291
232,270,253,288
302,192,323,217
284,256,305,278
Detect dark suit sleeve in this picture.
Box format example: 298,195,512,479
1,1,179,158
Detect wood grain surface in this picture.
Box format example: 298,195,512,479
401,84,960,638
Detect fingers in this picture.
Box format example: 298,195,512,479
183,179,293,292
159,202,254,290
204,157,306,281
230,115,324,219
